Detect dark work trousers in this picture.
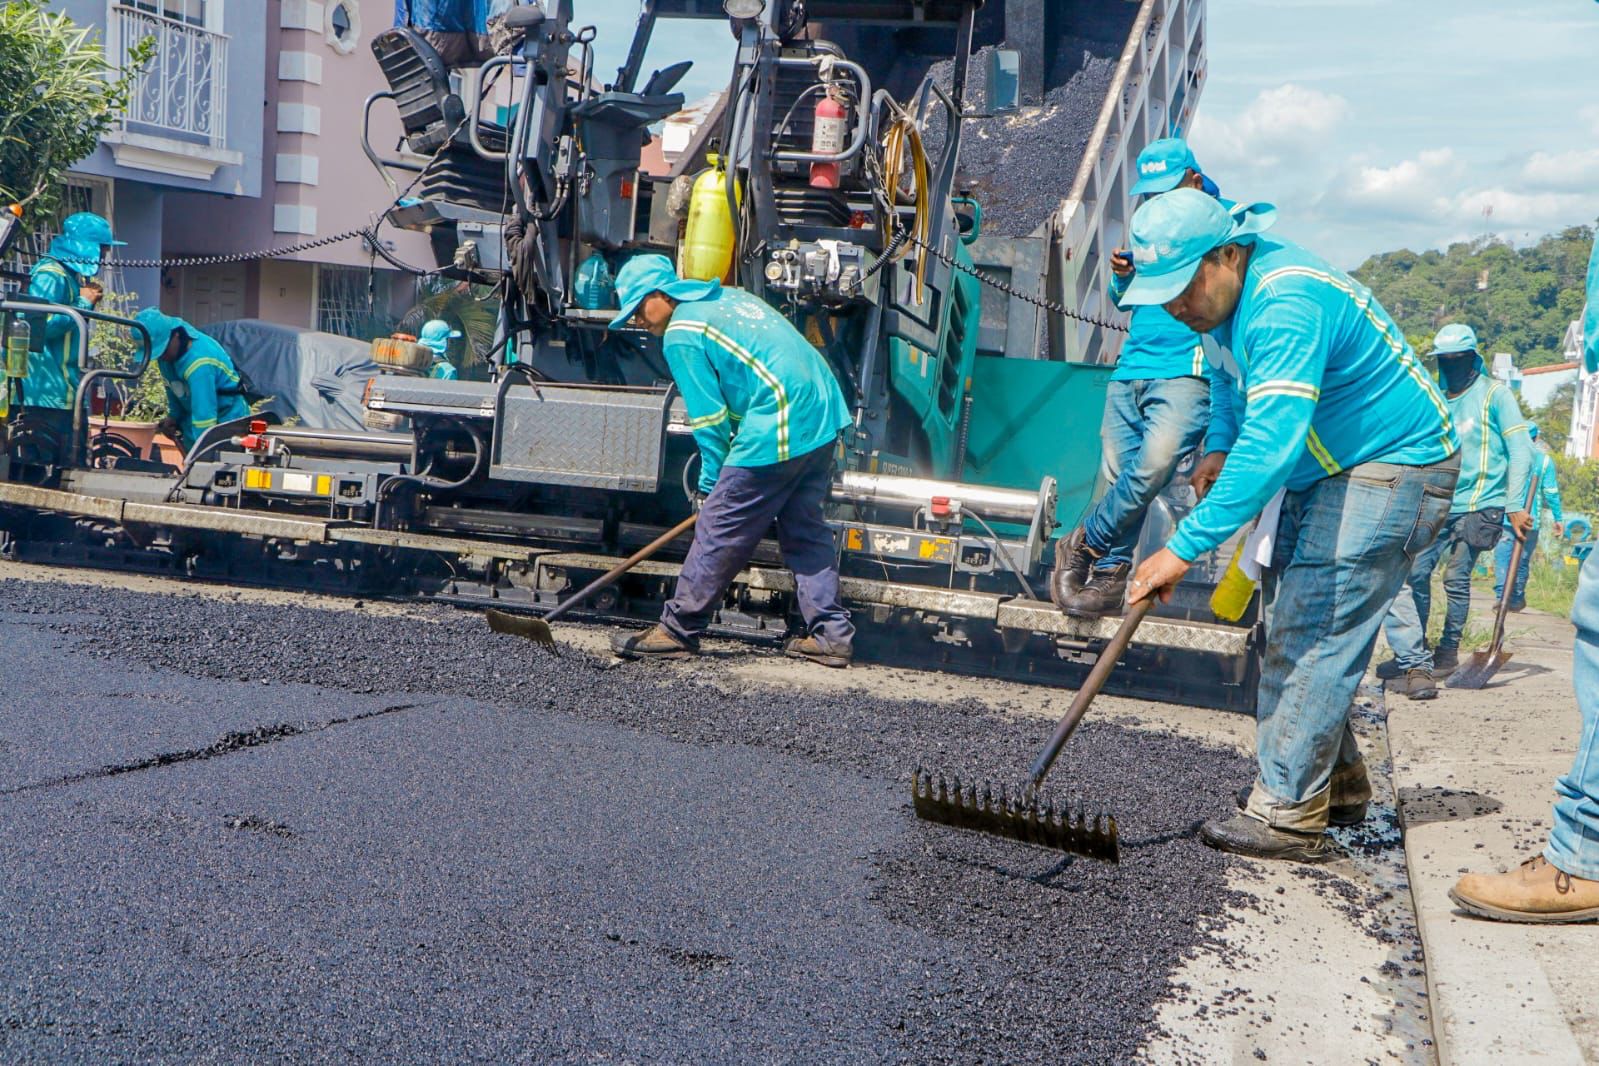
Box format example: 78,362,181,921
660,443,854,650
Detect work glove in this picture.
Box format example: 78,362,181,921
690,489,708,513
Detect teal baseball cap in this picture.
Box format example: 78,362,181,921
1431,323,1478,355
417,318,462,355
609,254,721,330
1119,188,1278,306
1131,137,1199,196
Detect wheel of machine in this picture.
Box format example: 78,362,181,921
88,431,141,468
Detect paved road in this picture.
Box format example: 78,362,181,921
0,575,1259,1064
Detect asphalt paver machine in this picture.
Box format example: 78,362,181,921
0,0,1255,708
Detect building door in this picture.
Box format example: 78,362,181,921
179,262,248,325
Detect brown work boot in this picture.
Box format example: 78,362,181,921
1388,667,1438,701
784,635,852,669
1449,856,1599,923
1432,646,1460,674
1199,814,1335,864
610,624,696,660
1061,563,1129,619
1049,527,1099,608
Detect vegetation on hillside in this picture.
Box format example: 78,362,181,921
1353,225,1594,369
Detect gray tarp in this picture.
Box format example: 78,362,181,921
201,320,380,432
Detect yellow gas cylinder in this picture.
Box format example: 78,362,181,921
680,155,737,282
1209,537,1258,622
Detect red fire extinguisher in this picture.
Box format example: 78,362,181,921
810,89,848,190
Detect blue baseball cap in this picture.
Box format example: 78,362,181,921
1119,189,1278,306
1529,422,1540,440
609,254,721,331
417,319,462,355
1131,137,1199,196
1431,323,1478,356
63,212,125,247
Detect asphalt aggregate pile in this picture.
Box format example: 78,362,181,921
1,577,1255,1063
931,1,1138,238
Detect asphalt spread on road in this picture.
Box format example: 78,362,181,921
0,577,1255,1063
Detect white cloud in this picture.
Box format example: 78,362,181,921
1189,83,1350,171
1520,148,1599,192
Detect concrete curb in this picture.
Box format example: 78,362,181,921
1386,607,1598,1064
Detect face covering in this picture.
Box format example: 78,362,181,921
1437,354,1479,394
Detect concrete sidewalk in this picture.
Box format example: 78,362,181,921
1385,604,1599,1064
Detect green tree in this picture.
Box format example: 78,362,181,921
0,1,150,227
1354,225,1596,370
397,277,500,369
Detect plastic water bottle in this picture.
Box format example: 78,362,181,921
5,315,28,379
1209,538,1257,622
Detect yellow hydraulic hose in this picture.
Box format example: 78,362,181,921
878,105,931,304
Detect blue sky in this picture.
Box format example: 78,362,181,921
574,1,1599,269
1190,0,1599,268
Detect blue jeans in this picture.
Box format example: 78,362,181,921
1546,549,1599,880
662,443,854,649
1083,377,1210,569
1492,526,1540,607
1244,456,1458,831
1382,514,1487,670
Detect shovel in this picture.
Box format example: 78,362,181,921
486,513,698,649
1448,474,1540,690
912,598,1152,862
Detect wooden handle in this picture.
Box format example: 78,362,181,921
1028,598,1155,790
543,513,699,625
1484,473,1541,656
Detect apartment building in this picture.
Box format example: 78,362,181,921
23,0,431,335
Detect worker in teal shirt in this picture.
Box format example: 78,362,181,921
134,308,251,450
1053,137,1221,618
1118,189,1460,863
1448,226,1599,922
417,319,461,380
19,212,124,410
1378,323,1534,698
1492,422,1562,612
604,255,855,668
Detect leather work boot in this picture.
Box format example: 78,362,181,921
1388,667,1438,701
1374,657,1405,681
1049,527,1099,608
784,635,852,669
1449,856,1599,924
610,625,696,660
1432,646,1460,674
1199,814,1335,864
1062,563,1130,619
1235,785,1367,828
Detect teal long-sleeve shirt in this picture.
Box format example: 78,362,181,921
1525,449,1563,532
1446,369,1533,515
1585,238,1599,375
662,288,852,493
157,333,251,444
1169,234,1459,562
1108,271,1207,381
20,258,92,410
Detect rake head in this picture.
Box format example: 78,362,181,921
911,770,1119,863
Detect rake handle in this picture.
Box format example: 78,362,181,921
1028,598,1154,790
544,513,699,625
1483,471,1542,659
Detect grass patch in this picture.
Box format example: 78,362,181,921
1521,553,1580,618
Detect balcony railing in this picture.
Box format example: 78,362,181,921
112,4,229,148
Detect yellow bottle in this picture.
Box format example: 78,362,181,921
680,154,738,282
1210,538,1258,622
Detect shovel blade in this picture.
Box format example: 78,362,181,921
1446,650,1511,690
486,608,556,649
910,770,1119,863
